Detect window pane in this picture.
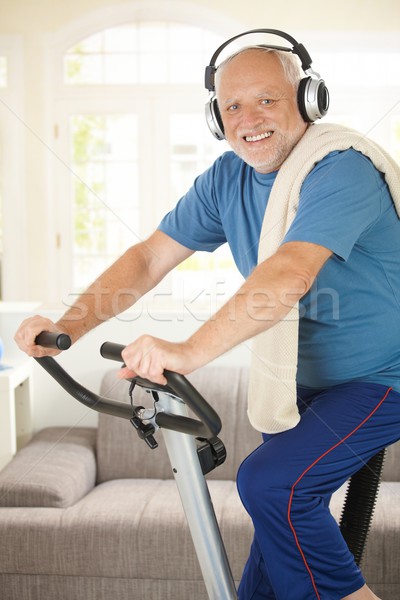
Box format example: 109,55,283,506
70,114,139,291
75,32,103,53
170,113,224,201
138,23,168,52
169,24,204,51
0,56,7,88
169,113,242,303
64,21,224,85
64,54,103,84
169,52,204,84
139,53,168,84
104,24,138,52
104,54,138,84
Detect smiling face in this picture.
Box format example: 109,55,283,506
216,49,308,173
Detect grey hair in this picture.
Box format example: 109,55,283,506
216,45,304,91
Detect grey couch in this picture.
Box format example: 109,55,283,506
0,365,398,599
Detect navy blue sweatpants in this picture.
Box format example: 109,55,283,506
236,382,400,600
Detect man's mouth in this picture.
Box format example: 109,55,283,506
244,131,273,142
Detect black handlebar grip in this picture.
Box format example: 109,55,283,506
35,331,72,351
100,341,125,362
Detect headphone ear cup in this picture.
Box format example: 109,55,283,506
205,95,225,140
297,76,329,123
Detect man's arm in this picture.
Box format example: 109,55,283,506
119,241,332,383
14,230,194,356
188,241,332,361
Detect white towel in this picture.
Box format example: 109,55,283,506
248,123,400,433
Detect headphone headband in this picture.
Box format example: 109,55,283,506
204,28,313,92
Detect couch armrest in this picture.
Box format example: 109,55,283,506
0,427,97,508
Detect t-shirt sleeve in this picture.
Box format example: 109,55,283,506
158,156,227,252
283,149,383,260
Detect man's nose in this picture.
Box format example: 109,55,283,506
241,105,264,129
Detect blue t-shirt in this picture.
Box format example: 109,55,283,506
158,149,400,392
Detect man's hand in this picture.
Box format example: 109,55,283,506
14,315,66,357
119,336,199,385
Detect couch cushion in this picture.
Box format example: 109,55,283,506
0,427,96,508
0,479,253,583
97,365,262,483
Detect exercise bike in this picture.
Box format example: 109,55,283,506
34,331,386,600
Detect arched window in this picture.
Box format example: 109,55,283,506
64,22,222,86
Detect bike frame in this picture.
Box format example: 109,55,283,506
157,392,237,600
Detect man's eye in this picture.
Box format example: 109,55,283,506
261,99,272,105
228,104,239,111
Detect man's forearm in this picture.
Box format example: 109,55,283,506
56,243,159,342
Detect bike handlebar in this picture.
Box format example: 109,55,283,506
34,333,222,439
100,341,222,438
35,331,72,350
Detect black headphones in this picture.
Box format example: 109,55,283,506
204,29,329,140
